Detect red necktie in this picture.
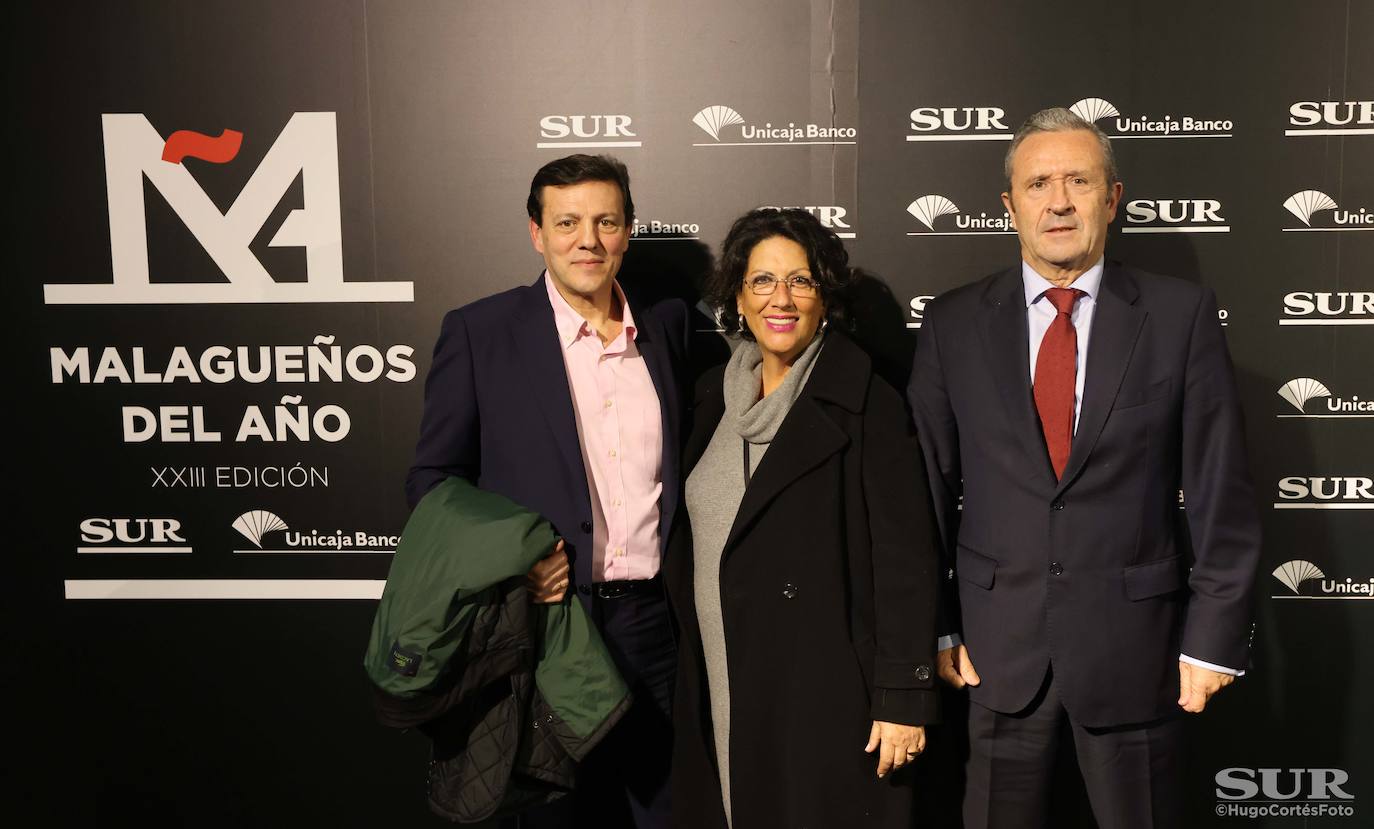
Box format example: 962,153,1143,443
1034,287,1083,480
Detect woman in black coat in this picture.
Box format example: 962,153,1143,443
664,209,941,828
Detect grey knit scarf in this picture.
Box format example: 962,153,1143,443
723,330,827,445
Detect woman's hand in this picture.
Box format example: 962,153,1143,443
865,720,926,778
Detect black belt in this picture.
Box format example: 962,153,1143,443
592,577,660,600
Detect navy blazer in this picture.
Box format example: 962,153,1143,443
407,274,690,613
908,262,1261,728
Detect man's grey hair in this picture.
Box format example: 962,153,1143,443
1003,107,1118,191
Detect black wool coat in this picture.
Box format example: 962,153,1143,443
664,331,941,829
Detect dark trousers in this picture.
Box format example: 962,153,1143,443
521,580,676,829
964,667,1183,829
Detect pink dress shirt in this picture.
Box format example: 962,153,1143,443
546,275,664,581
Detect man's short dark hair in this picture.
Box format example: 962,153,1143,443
706,208,853,341
526,154,635,226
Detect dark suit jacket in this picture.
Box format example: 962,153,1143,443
406,274,689,613
907,262,1261,728
665,331,939,829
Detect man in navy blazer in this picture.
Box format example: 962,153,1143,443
407,155,688,828
908,109,1261,828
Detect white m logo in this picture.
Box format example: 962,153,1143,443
44,113,411,304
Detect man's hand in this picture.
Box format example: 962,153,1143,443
1178,661,1234,713
525,539,569,604
936,644,981,689
865,720,926,779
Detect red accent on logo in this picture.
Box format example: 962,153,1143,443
161,129,244,164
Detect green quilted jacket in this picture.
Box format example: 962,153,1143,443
365,476,631,823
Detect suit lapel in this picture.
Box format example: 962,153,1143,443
630,300,682,547
1055,264,1145,495
979,268,1056,487
512,277,589,503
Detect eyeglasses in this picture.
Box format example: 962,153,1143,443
745,274,820,297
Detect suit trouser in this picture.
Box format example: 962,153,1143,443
964,667,1182,829
521,580,676,829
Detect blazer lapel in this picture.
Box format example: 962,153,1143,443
512,276,589,501
979,268,1056,488
1055,264,1145,495
631,301,682,547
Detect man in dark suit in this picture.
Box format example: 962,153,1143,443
907,108,1261,828
407,154,687,828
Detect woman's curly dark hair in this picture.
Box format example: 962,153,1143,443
706,208,853,341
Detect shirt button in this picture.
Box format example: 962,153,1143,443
608,448,617,458
604,399,613,408
1051,500,1065,511
1049,562,1064,576
914,665,932,682
580,521,592,533
782,583,798,599
613,498,622,507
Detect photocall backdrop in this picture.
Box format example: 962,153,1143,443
11,1,1370,825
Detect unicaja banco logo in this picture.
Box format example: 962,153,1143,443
1269,559,1373,601
1271,560,1325,594
1069,96,1232,138
1277,377,1374,418
693,106,745,141
232,509,398,552
233,510,288,549
1282,190,1374,231
906,194,1013,235
1070,97,1121,124
691,104,856,146
1277,378,1331,413
43,113,412,305
1285,190,1337,226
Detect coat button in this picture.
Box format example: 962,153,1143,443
782,583,798,599
1049,562,1064,576
1051,500,1065,511
580,520,592,533
915,665,931,682
578,584,591,595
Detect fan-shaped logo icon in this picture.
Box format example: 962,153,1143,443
907,195,960,231
693,106,745,141
1283,190,1339,227
232,510,288,548
1070,97,1120,123
1277,378,1332,413
1271,560,1325,594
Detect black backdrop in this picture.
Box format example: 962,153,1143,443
11,1,1370,825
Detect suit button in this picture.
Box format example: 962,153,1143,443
782,583,798,599
578,584,591,595
1051,500,1065,511
914,665,931,682
1049,562,1064,576
580,520,592,533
